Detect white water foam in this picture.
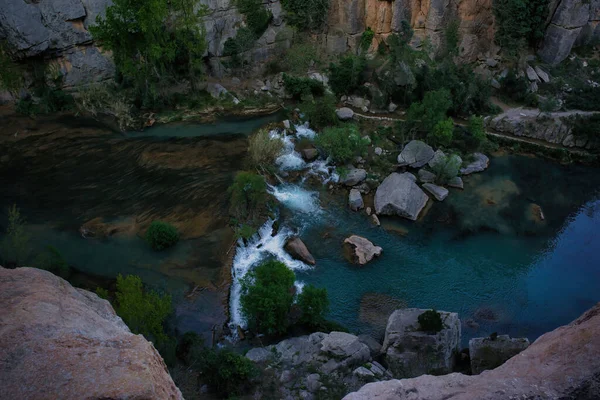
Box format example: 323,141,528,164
295,122,316,139
271,129,307,171
268,183,322,214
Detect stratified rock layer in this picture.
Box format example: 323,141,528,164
344,303,600,400
0,267,183,400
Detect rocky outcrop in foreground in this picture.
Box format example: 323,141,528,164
0,267,183,400
344,303,600,400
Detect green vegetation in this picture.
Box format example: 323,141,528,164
298,284,330,327
315,124,369,164
301,94,339,130
430,153,462,184
406,89,452,134
499,70,536,105
444,19,460,57
468,116,486,147
145,221,179,251
33,246,70,279
360,28,375,53
15,64,74,116
248,128,284,168
273,38,322,75
281,0,330,31
0,204,31,267
565,86,600,111
429,118,454,147
90,0,208,107
198,348,257,397
283,74,325,99
0,44,23,95
223,27,257,58
235,0,272,36
76,84,135,131
493,0,549,54
418,309,444,333
328,54,367,96
240,260,296,335
115,274,173,349
228,172,269,223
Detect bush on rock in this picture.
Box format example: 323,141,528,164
418,309,444,333
145,221,179,251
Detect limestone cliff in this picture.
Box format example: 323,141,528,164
344,302,600,400
0,267,183,400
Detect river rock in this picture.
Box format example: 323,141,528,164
397,140,435,168
418,169,437,183
336,107,355,121
358,334,382,358
460,153,489,175
422,183,449,201
341,168,367,186
285,237,316,265
344,303,600,400
0,267,183,400
371,214,381,226
526,65,540,82
374,147,383,156
343,235,383,265
349,189,364,211
381,308,461,379
301,147,319,161
469,335,530,375
447,176,464,189
534,66,550,83
374,173,429,221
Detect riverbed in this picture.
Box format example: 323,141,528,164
1,111,599,346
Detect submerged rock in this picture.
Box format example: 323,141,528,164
285,237,316,265
0,267,183,400
460,153,490,175
341,168,367,186
397,140,435,168
349,189,364,211
374,173,429,221
382,308,461,379
418,169,436,183
469,335,530,375
301,147,319,161
422,183,449,201
344,235,383,265
336,107,355,121
447,176,464,189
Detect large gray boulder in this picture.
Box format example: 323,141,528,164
349,189,364,211
460,153,489,175
374,173,429,221
341,168,367,186
336,107,355,121
381,308,461,378
469,335,530,374
284,237,316,265
397,140,435,168
343,235,382,265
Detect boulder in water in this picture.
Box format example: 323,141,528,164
336,107,354,121
460,153,490,175
418,169,436,183
397,140,435,168
469,335,530,375
422,183,449,201
301,147,318,161
284,237,316,265
341,168,367,186
382,308,461,378
447,176,464,189
349,189,364,211
343,235,382,265
374,173,429,221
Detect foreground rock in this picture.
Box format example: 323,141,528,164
460,153,490,175
285,237,316,265
397,140,435,168
417,169,436,183
375,173,429,221
469,335,530,374
349,189,364,211
382,309,461,378
344,235,383,265
341,168,367,186
422,183,449,201
336,107,355,121
247,331,392,399
0,267,183,400
345,303,600,399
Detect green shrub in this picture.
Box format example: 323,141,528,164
248,128,284,168
315,124,369,164
96,287,110,300
430,153,462,184
418,309,443,333
298,285,329,327
278,40,321,75
240,260,296,335
198,348,257,397
281,0,330,31
499,70,531,103
444,19,460,57
282,74,325,99
429,118,454,147
0,204,31,266
565,86,600,111
360,28,375,53
115,274,172,345
228,172,268,222
468,115,486,147
493,0,549,54
406,89,452,134
328,54,367,96
301,93,338,130
33,246,70,278
236,0,272,36
223,27,257,57
145,221,179,251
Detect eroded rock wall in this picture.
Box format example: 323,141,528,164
0,267,183,400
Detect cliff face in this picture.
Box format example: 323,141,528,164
0,267,183,400
344,302,600,400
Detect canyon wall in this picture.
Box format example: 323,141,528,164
0,267,183,400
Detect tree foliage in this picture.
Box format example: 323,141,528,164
198,348,257,397
236,0,272,36
328,54,367,96
430,153,462,184
315,124,369,164
406,89,452,134
248,129,284,168
418,309,444,333
240,260,296,335
493,0,549,53
90,0,207,107
282,74,325,99
301,93,338,130
298,284,329,327
429,118,454,147
228,172,268,222
281,0,330,31
145,221,179,251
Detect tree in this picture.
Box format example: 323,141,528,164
429,118,454,147
240,260,296,335
468,115,486,147
145,221,179,251
0,204,31,266
493,0,549,54
228,172,268,221
115,274,172,346
198,348,257,397
281,0,330,31
430,153,462,184
298,285,329,327
90,0,207,107
328,54,367,96
315,124,369,164
407,89,452,134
